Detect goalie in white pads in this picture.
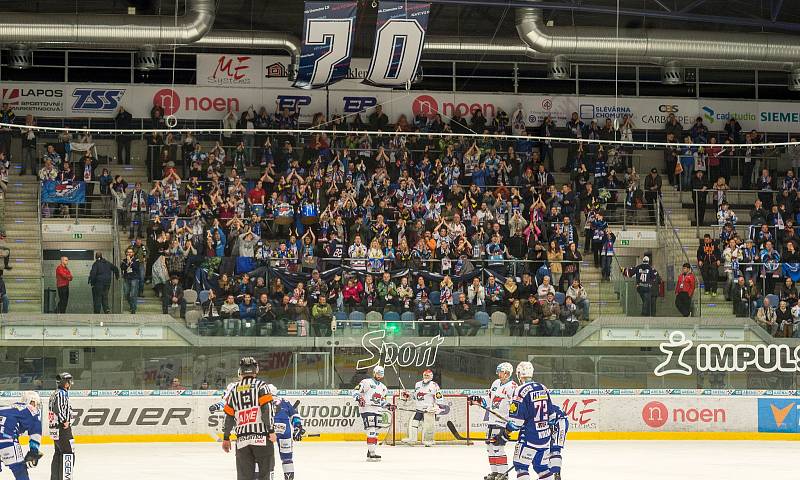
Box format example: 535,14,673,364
353,365,395,461
468,362,517,480
401,369,442,446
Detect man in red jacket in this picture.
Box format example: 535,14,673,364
675,262,696,317
55,256,73,313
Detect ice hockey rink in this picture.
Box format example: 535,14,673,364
22,440,799,479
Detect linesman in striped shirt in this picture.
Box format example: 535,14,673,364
48,372,74,480
222,357,277,480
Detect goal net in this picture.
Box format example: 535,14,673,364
384,393,471,445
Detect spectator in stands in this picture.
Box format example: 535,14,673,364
467,277,485,308
776,300,794,338
238,293,258,335
690,117,709,144
115,106,133,164
55,256,73,313
20,115,37,176
127,182,147,239
756,296,778,335
121,247,139,314
39,157,58,182
566,278,589,321
761,240,781,293
756,168,774,210
540,291,561,336
88,251,119,314
484,274,503,313
537,275,555,300
0,102,14,157
674,263,696,317
692,170,708,226
453,292,480,336
664,113,683,141
0,270,7,313
368,105,389,131
561,242,582,291
560,296,579,336
697,234,721,297
162,275,186,318
221,294,241,336
644,168,662,224
732,276,752,317
311,294,333,337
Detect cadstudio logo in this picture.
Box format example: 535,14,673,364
654,331,800,376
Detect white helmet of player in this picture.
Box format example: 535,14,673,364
20,391,41,410
373,365,385,380
496,362,513,379
516,361,534,383
422,369,433,382
267,383,279,399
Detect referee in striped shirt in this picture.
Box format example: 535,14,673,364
49,372,74,480
222,357,277,480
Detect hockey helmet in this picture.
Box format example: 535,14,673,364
496,362,514,377
373,365,385,379
516,362,534,382
642,255,650,264
238,357,259,376
56,372,73,387
267,383,279,400
20,391,41,410
422,369,433,381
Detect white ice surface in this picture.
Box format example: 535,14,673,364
23,440,798,480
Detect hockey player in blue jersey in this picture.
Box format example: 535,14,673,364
548,404,568,480
0,392,44,480
268,384,305,480
505,361,555,480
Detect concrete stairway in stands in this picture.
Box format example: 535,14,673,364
4,167,43,313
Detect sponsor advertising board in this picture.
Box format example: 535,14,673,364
0,392,777,443
0,77,788,133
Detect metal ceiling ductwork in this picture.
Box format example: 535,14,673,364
0,0,215,46
515,3,800,66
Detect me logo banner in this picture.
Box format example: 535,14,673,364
654,331,800,376
293,1,357,89
757,398,800,433
363,1,430,88
209,55,253,86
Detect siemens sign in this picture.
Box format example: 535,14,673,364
761,111,800,123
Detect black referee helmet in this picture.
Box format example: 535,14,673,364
238,357,259,376
56,372,73,387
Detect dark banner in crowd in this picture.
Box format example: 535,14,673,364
41,181,86,204
293,1,358,89
364,1,430,88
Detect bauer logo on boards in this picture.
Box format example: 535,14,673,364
356,330,444,370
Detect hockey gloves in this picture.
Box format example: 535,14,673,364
400,390,411,401
293,425,306,442
209,402,224,414
467,395,487,407
357,396,366,408
24,450,43,468
385,404,397,412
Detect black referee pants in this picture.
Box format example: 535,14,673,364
51,427,74,480
236,443,275,480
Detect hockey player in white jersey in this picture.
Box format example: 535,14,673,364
209,381,238,415
401,369,442,446
468,362,518,480
353,365,395,461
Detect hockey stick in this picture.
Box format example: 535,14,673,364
476,403,510,423
446,420,486,442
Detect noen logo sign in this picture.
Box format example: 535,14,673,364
153,88,240,116
642,400,727,429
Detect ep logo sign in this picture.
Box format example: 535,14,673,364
342,96,377,113
356,330,444,370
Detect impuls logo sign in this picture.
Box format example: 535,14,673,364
654,330,800,376
356,329,444,370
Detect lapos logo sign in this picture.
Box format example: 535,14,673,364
641,400,726,429
210,55,252,85
153,88,240,116
654,331,800,376
356,330,444,370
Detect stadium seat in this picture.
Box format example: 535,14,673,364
334,311,348,331
185,310,202,330
429,291,441,305
490,311,507,334
555,292,566,305
349,311,366,330
198,290,210,305
399,311,415,332
475,311,490,334
183,289,198,305
366,311,383,329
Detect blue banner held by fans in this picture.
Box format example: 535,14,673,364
364,1,430,88
41,181,86,204
293,1,357,89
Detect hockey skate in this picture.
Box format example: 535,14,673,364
553,473,561,480
366,451,382,462
423,441,434,447
402,437,417,446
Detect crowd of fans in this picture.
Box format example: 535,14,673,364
5,96,800,340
